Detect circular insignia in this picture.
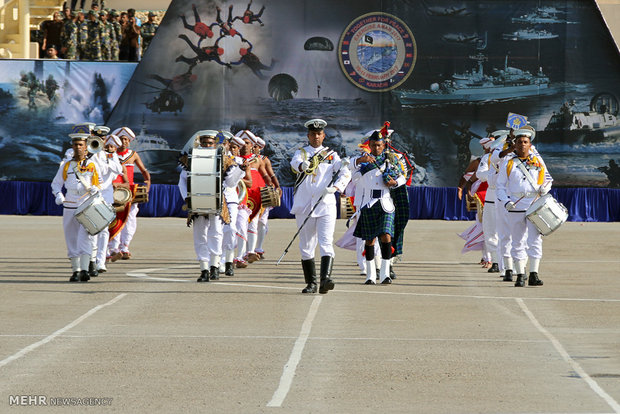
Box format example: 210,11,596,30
338,12,417,92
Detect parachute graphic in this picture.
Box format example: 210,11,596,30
302,36,334,99
303,37,334,51
268,73,299,101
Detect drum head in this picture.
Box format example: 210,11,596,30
113,187,132,205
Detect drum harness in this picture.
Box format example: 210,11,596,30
510,158,541,211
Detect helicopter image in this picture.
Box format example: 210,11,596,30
137,78,185,115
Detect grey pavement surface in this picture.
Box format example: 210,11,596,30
1,215,619,413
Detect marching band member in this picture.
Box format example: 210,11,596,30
51,133,101,282
290,119,351,294
496,128,553,287
94,134,127,273
475,134,500,273
222,134,251,276
352,129,407,285
254,136,280,259
108,127,151,261
179,130,229,282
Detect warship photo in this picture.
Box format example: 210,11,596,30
131,115,181,168
511,7,575,24
537,93,620,145
392,53,566,106
502,28,559,41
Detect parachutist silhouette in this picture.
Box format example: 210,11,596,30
176,34,231,68
232,0,265,26
215,5,238,37
179,4,216,40
234,40,274,79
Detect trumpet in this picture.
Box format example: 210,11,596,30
86,135,105,154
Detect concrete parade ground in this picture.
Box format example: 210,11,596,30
1,215,619,413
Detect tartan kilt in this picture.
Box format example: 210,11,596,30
390,185,410,256
353,201,395,241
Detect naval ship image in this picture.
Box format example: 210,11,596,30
502,28,559,41
511,7,577,24
131,116,181,168
537,93,620,145
392,53,566,106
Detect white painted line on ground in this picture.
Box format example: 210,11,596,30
0,294,127,369
128,268,620,302
516,298,620,414
267,296,323,408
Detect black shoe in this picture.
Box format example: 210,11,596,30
224,262,235,276
381,277,392,284
503,269,513,282
318,256,335,294
488,263,499,273
88,261,98,277
515,274,525,287
209,266,220,280
70,271,79,282
197,270,210,282
79,270,90,282
364,279,375,285
528,272,543,286
389,265,396,280
301,258,317,294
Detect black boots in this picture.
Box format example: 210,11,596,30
210,266,220,280
528,272,543,286
503,269,513,282
225,262,235,276
70,271,79,282
301,259,317,293
319,256,335,294
88,261,98,277
515,274,525,287
197,270,210,282
79,270,90,282
488,263,499,273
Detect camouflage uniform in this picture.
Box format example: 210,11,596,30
85,17,102,60
140,21,158,55
78,18,89,59
99,12,111,60
60,19,79,59
110,15,122,60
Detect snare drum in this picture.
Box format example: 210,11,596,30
339,196,355,219
188,147,223,214
260,185,280,208
526,194,568,236
74,192,116,235
132,184,149,204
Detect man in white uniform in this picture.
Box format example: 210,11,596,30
290,119,351,294
51,133,101,282
496,128,553,287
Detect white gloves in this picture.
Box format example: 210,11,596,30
54,193,65,205
300,160,311,172
322,186,338,196
538,184,551,196
505,201,516,212
89,186,100,195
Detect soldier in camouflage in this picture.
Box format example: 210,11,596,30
85,10,102,60
77,10,88,60
109,10,122,61
60,11,79,59
140,12,159,55
99,10,112,60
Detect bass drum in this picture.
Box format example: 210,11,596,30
526,194,568,236
74,192,116,235
188,146,223,214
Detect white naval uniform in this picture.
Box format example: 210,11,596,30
222,155,246,263
496,151,553,275
93,152,123,270
179,168,224,271
51,158,101,272
476,152,499,265
490,147,512,273
290,145,351,260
